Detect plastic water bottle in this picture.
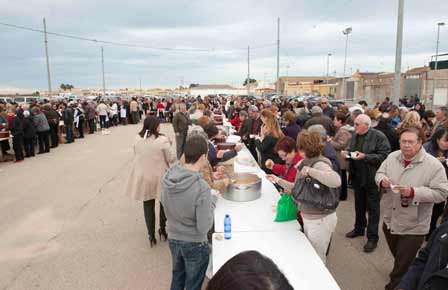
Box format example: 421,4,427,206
224,214,231,240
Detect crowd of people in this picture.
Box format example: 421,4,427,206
123,93,448,290
0,96,178,163
3,92,448,290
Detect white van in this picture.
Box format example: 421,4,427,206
11,96,42,103
0,97,13,103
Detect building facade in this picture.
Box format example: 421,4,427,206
280,66,448,106
278,76,338,97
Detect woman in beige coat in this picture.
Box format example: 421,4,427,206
126,116,176,247
329,112,354,200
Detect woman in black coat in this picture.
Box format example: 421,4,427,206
255,110,284,174
423,128,448,239
22,110,36,157
375,116,400,152
8,109,25,162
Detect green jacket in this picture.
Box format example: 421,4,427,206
172,112,190,134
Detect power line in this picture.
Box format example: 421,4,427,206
0,21,276,53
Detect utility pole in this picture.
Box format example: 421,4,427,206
392,0,405,105
435,23,445,71
432,22,445,106
326,53,332,85
180,76,184,95
342,27,352,99
276,17,280,97
139,77,142,96
247,46,250,96
43,18,52,98
101,46,106,97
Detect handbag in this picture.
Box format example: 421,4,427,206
292,159,340,212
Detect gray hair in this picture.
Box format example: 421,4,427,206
437,106,448,117
308,124,327,140
356,114,372,128
187,126,208,141
351,109,363,119
239,110,248,118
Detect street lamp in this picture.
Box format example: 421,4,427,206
432,22,445,107
326,53,332,85
341,27,352,99
434,22,445,71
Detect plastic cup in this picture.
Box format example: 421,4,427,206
391,185,400,194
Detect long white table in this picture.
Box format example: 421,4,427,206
212,120,341,290
212,231,341,290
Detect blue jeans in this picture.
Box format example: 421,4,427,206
168,239,210,290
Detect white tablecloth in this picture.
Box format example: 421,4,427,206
212,121,341,290
212,231,341,290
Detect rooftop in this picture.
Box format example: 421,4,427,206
192,84,237,90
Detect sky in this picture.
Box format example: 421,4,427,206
1,0,447,91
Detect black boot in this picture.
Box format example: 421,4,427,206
345,229,365,239
149,236,157,248
158,228,168,242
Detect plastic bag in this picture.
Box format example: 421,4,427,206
274,194,298,222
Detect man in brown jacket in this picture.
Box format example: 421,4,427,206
172,103,191,159
376,127,448,290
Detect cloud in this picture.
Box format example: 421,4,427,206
0,0,447,90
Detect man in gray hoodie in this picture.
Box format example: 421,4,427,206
161,135,217,290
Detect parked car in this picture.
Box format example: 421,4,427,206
328,99,345,108
0,97,13,103
11,96,43,104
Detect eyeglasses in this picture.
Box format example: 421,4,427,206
400,140,418,145
321,102,327,105
278,152,288,159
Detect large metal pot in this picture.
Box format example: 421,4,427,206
224,173,262,202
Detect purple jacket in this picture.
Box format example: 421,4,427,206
282,123,301,141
